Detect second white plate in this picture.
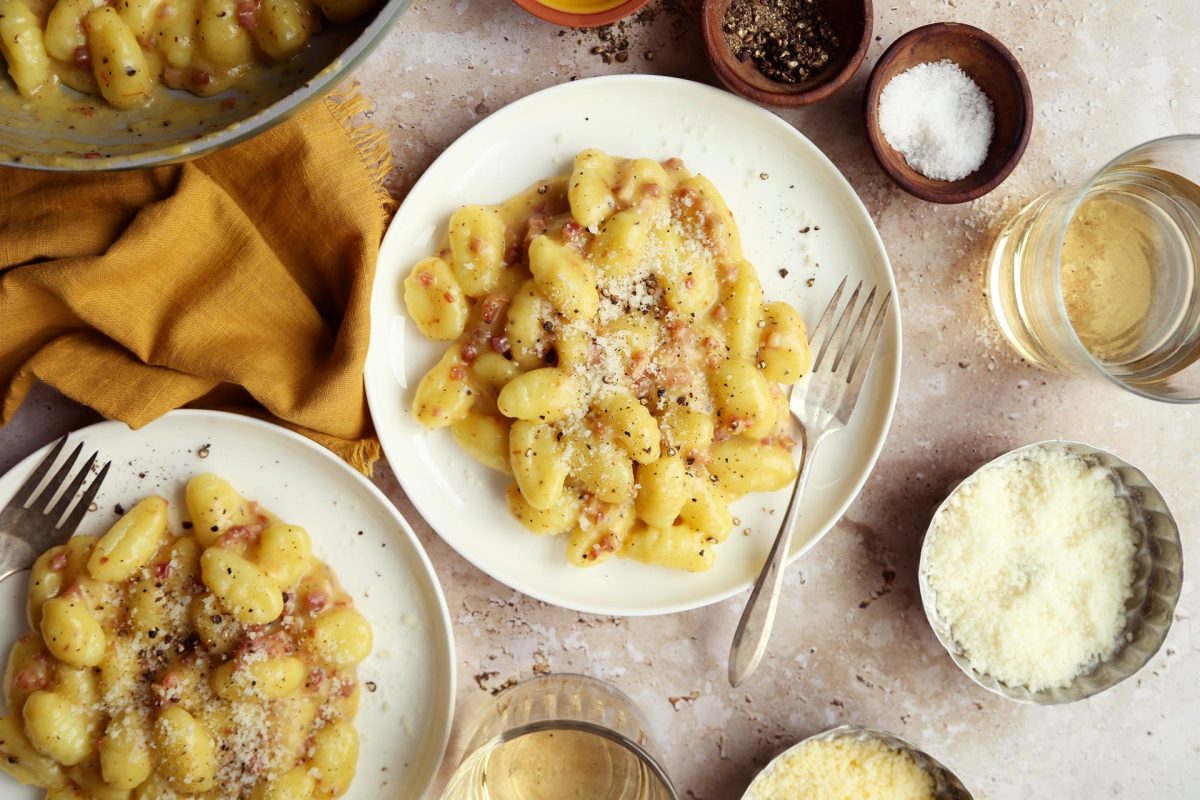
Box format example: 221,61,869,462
0,410,454,800
366,75,901,616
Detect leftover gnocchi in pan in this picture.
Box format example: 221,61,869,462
0,473,372,798
0,0,377,108
405,149,812,573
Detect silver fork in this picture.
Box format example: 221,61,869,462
0,436,112,582
728,278,892,687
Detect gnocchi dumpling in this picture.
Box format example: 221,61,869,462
87,496,168,582
510,420,569,510
759,300,812,384
200,546,284,624
403,150,811,573
0,0,54,98
568,148,618,228
528,235,599,322
404,256,469,341
0,0,379,108
413,346,475,428
708,438,797,496
621,523,715,573
448,204,508,297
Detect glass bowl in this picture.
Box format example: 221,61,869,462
919,440,1183,704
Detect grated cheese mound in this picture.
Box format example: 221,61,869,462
924,445,1137,690
746,737,936,800
555,208,717,447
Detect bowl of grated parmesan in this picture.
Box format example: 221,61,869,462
741,725,973,800
919,440,1183,704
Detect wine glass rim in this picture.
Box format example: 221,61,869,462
448,673,679,799
1049,133,1200,403
462,719,679,799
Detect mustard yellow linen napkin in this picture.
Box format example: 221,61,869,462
0,93,391,473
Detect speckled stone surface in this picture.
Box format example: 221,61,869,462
2,2,1198,798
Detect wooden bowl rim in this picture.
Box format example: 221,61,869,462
511,0,651,28
863,21,1033,204
701,0,874,107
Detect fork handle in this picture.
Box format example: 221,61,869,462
0,532,37,583
728,429,824,687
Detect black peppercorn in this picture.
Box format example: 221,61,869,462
721,0,841,84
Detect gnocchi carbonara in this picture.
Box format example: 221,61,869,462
0,0,376,109
0,474,372,798
405,149,811,573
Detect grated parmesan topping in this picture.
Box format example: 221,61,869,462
597,265,662,324
550,207,723,461
217,698,281,796
9,501,368,799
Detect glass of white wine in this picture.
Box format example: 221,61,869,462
440,674,678,800
988,135,1200,402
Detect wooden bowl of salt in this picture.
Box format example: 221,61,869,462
865,22,1032,204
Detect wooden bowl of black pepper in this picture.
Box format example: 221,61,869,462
702,0,872,106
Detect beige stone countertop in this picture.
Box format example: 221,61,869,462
1,1,1198,798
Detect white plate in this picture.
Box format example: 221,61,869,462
366,74,901,616
0,410,454,800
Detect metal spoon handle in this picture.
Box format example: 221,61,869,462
728,430,823,687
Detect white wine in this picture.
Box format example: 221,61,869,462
989,160,1200,397
479,729,650,800
1060,192,1162,363
439,676,675,800
1062,169,1200,384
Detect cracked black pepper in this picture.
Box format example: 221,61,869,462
722,0,841,84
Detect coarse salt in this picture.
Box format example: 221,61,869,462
878,59,995,181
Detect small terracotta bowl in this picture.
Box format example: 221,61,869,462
865,22,1032,204
512,0,649,28
701,0,872,106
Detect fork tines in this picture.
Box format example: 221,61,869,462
808,277,892,389
7,435,112,531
